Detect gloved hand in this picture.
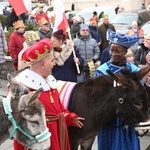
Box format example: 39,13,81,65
13,58,18,66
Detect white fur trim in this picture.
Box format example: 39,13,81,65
14,69,57,91
53,40,73,66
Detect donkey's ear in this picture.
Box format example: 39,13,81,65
107,70,133,88
7,74,15,85
107,70,118,81
26,88,43,106
137,66,150,80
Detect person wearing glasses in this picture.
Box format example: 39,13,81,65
37,17,53,40
73,24,100,82
94,29,140,150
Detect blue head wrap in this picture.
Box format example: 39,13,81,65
107,29,140,49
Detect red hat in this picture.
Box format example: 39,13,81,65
22,38,53,64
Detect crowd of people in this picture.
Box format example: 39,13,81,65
0,3,150,150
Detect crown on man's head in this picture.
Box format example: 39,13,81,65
38,18,49,27
13,20,25,30
22,38,53,64
24,31,40,46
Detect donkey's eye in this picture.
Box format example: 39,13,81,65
32,121,39,125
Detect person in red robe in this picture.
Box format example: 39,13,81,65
13,38,84,150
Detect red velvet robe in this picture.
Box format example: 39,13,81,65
14,89,77,150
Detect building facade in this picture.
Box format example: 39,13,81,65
63,0,150,11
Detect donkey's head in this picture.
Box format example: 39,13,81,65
107,66,150,135
7,74,50,149
7,74,29,99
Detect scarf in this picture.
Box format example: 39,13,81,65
53,40,74,66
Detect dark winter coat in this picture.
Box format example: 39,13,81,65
100,46,110,64
98,23,116,52
89,25,102,43
52,40,84,82
134,43,150,66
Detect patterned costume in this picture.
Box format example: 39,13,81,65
94,29,140,150
13,69,77,150
94,61,140,150
12,38,82,150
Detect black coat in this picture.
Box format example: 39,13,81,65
134,43,150,66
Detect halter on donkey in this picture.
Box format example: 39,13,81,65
0,74,51,150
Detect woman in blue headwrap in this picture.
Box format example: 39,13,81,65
94,29,140,150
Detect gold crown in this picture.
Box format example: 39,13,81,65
38,18,49,27
24,31,40,46
13,20,25,29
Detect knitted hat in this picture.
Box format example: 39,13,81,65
80,24,89,30
39,4,44,8
102,14,108,18
22,38,53,64
107,29,140,49
13,20,25,30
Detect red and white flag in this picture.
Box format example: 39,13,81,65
53,0,69,35
8,0,31,16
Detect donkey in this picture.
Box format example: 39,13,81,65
68,66,150,150
0,74,50,150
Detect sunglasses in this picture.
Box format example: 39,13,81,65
81,29,89,32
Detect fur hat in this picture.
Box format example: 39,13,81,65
22,38,53,64
13,20,25,30
38,18,49,27
24,31,40,46
72,15,81,22
107,29,140,49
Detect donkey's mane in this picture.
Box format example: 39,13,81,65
120,69,138,81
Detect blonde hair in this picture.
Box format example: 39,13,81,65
125,49,133,58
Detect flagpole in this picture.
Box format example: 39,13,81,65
53,0,80,74
67,29,80,74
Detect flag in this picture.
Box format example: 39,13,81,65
53,0,69,35
8,0,31,16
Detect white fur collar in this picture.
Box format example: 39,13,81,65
14,69,57,91
53,39,74,66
